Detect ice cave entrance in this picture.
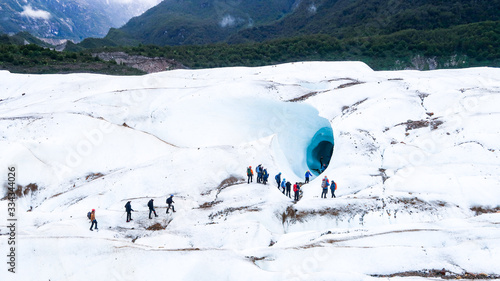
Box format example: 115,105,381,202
306,127,334,175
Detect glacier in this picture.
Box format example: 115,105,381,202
1,61,500,280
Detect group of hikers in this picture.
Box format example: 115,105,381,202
124,195,175,222
275,172,302,201
88,194,176,231
246,165,337,201
321,175,337,198
88,164,337,231
246,164,270,184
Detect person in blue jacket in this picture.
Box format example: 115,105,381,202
281,178,287,194
256,165,262,183
305,170,312,183
330,180,337,198
320,164,327,173
275,172,281,189
263,169,269,184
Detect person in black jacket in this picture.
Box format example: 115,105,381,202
166,195,176,213
148,199,158,219
285,181,292,198
125,201,134,222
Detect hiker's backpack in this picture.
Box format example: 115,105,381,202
87,211,91,220
322,179,328,188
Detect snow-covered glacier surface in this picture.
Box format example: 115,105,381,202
1,62,500,280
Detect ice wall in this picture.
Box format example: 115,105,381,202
139,92,334,178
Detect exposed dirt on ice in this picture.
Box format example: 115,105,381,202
199,175,245,208
208,206,261,221
372,268,500,279
470,206,500,216
2,182,38,199
395,118,444,131
281,196,451,226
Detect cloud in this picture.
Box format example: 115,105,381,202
308,4,317,14
20,5,51,20
220,15,236,28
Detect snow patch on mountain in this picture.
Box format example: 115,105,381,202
20,5,51,20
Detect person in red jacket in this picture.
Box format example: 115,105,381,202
293,183,300,201
289,183,296,199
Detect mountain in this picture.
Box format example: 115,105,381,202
105,0,500,46
1,62,500,279
105,0,299,45
0,31,55,47
0,0,162,42
229,0,500,42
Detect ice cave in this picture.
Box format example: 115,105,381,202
306,126,334,175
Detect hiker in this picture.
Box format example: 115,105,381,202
281,178,286,194
256,165,262,183
263,169,269,184
330,180,337,198
320,164,327,173
321,176,330,198
293,183,300,199
89,209,98,231
275,172,281,189
294,183,300,201
125,201,134,222
320,156,324,168
247,166,253,184
305,170,312,183
286,182,292,198
148,199,158,219
166,195,176,213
